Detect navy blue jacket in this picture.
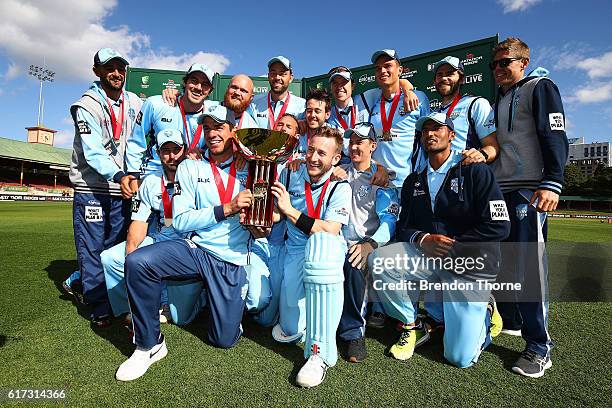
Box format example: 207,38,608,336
397,162,511,279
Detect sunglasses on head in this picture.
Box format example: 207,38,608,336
489,57,522,70
328,66,352,75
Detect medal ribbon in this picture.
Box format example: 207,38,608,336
179,97,203,150
304,178,331,219
380,91,401,133
161,176,172,222
335,104,356,130
105,92,125,141
267,92,291,129
210,159,237,204
445,93,462,119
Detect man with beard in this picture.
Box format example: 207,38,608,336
124,63,217,184
411,56,498,171
162,74,258,130
101,128,188,325
116,105,269,381
270,127,351,388
67,48,142,327
372,112,509,367
249,56,306,129
418,56,500,332
223,74,258,129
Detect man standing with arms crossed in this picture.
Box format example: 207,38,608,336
68,48,142,327
489,37,568,378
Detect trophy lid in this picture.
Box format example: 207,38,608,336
235,128,297,162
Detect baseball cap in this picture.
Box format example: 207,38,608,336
185,63,215,84
433,56,465,75
156,128,185,149
371,49,400,64
198,104,236,125
267,56,292,70
343,122,377,141
94,48,129,66
329,70,352,83
415,112,455,132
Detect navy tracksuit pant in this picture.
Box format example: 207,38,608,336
124,239,247,349
73,192,130,318
496,189,554,358
338,257,368,341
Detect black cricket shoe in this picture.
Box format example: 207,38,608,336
91,314,112,329
342,337,368,363
367,312,386,329
512,350,552,378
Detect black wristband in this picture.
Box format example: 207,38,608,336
296,213,315,235
478,148,489,162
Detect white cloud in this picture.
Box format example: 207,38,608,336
497,0,542,13
567,81,612,104
0,0,230,83
53,129,74,149
575,52,612,79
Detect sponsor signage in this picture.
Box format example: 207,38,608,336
0,195,73,202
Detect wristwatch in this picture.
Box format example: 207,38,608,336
360,237,379,249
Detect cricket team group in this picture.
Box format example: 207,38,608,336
64,36,568,387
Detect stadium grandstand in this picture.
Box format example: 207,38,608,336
0,132,73,202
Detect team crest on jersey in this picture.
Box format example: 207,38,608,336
357,184,371,199
239,177,248,186
128,108,135,121
335,207,349,217
136,111,143,125
516,204,528,221
131,198,141,213
77,120,91,135
450,177,464,194
388,203,400,215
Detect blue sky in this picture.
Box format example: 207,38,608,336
0,0,610,148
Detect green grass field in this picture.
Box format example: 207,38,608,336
0,202,610,407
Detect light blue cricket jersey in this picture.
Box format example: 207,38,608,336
126,95,219,176
427,152,463,210
356,88,430,188
248,92,305,129
434,95,496,153
279,164,351,249
172,155,251,266
131,172,186,242
234,110,259,129
327,98,357,131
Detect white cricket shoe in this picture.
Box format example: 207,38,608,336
296,355,329,388
115,336,167,381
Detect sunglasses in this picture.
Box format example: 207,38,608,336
489,57,522,70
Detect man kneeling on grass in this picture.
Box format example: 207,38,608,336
371,112,510,368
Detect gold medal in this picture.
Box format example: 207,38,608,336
382,130,393,141
164,217,172,227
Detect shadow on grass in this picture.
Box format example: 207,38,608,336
44,259,134,357
485,342,521,371
180,311,306,386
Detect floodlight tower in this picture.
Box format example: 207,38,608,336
28,64,55,126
